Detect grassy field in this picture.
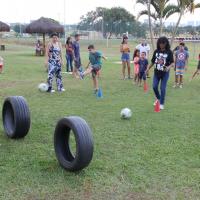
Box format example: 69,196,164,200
0,39,200,200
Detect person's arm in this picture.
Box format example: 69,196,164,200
45,43,50,66
120,44,123,53
86,61,91,69
146,50,156,73
185,53,189,71
102,55,107,61
165,51,174,72
59,42,63,66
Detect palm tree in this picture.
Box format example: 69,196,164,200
137,0,179,37
136,0,155,50
170,0,200,45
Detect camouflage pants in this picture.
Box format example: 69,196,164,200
47,63,63,91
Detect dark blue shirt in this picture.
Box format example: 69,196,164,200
138,58,148,73
72,41,80,58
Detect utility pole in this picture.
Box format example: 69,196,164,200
64,0,67,42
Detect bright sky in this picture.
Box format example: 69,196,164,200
0,0,200,25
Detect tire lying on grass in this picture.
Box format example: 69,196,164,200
2,96,31,139
54,116,94,171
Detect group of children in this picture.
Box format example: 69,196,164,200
133,49,148,87
45,32,106,93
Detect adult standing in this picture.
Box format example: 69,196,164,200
146,37,174,110
72,34,81,78
120,35,131,79
136,39,150,59
65,37,74,73
45,33,65,93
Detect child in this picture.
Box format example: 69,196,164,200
80,45,106,93
133,49,140,84
138,52,148,87
174,42,189,88
0,56,4,73
191,54,200,80
146,37,174,110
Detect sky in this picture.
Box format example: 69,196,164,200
0,0,200,25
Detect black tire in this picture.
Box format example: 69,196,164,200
2,96,31,139
54,116,94,171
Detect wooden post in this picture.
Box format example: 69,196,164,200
42,33,45,56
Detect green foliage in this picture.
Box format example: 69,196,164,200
77,7,146,37
12,24,26,34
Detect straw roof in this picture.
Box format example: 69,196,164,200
25,17,64,34
0,21,10,32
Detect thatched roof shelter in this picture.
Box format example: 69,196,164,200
0,21,10,32
25,17,64,50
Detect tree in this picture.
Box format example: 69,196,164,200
170,0,200,45
136,0,155,50
137,0,179,37
77,7,146,37
13,24,26,34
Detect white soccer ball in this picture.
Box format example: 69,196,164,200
38,83,48,92
120,108,132,119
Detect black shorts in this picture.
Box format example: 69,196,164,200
91,65,101,78
139,71,146,80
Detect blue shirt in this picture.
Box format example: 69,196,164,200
138,58,148,73
89,51,102,66
175,50,189,67
72,41,80,58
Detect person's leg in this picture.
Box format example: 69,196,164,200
143,73,147,87
73,59,79,78
70,55,73,72
55,67,64,91
134,74,137,83
127,61,131,79
66,55,70,72
138,72,142,86
122,61,126,79
174,67,179,87
83,67,92,76
0,65,2,73
153,73,161,101
47,64,55,91
191,69,198,79
160,72,169,105
93,76,98,90
179,75,184,88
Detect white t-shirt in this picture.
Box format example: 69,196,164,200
136,43,150,58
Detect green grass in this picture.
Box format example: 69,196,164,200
0,40,200,200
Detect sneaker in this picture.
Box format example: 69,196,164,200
153,99,159,106
173,84,178,88
160,104,164,110
47,89,55,93
179,84,183,89
79,72,84,80
94,89,98,94
58,88,65,92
